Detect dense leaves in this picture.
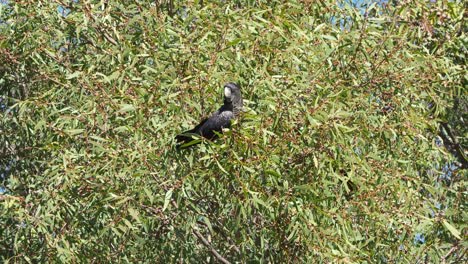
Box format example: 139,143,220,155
1,0,466,262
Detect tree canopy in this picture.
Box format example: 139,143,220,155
0,0,466,262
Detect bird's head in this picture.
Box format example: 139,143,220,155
224,82,243,115
224,82,241,103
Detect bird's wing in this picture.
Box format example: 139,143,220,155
175,109,234,148
196,110,234,139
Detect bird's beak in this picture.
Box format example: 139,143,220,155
224,87,232,99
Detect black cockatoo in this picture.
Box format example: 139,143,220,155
175,82,243,148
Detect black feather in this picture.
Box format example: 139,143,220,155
176,82,243,149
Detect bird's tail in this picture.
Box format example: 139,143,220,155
175,130,202,149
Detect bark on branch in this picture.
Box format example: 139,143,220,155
193,229,231,264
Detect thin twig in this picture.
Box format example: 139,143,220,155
172,199,236,260
441,244,458,264
196,220,241,255
193,229,231,264
440,122,467,169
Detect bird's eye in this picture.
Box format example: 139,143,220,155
224,87,232,98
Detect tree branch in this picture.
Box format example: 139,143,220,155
193,229,231,264
439,122,467,169
441,244,459,264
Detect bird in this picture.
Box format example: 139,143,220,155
175,82,243,148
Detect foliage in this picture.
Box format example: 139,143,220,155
0,0,466,262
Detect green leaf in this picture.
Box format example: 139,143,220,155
118,104,136,113
66,71,81,79
64,129,84,136
443,220,461,240
128,207,140,223
162,189,173,212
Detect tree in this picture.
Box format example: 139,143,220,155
1,0,465,262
